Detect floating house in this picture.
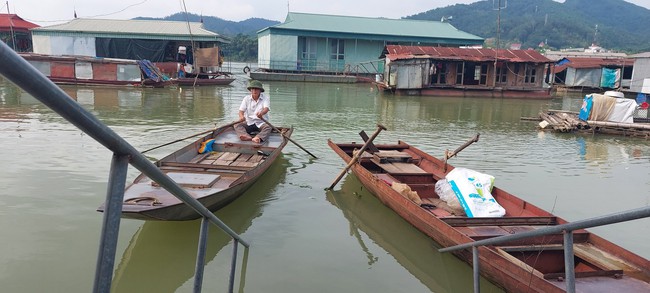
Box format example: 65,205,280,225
379,45,554,98
253,12,483,83
552,57,634,91
25,18,231,86
30,18,228,63
19,53,171,87
630,52,650,96
0,13,39,52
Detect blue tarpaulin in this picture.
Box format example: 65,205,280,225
600,68,618,88
579,94,593,121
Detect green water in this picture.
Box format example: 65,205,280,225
0,68,648,292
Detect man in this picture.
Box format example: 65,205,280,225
234,80,271,143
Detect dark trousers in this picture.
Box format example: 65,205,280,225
234,122,272,141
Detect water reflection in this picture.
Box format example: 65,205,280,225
112,156,289,292
327,175,504,293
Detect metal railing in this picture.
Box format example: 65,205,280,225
0,41,249,293
256,58,383,76
439,206,650,293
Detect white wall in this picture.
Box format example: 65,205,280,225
631,58,650,93
269,35,298,70
258,34,271,69
31,35,96,56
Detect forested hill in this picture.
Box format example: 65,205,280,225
406,0,650,53
136,13,279,36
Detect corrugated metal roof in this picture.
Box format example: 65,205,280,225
32,18,222,39
266,12,483,42
553,57,635,73
631,52,650,58
0,14,39,31
383,45,552,63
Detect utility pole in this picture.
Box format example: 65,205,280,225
493,0,507,88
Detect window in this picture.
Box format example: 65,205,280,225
524,65,537,84
475,64,488,85
330,39,345,60
300,37,317,60
456,63,464,84
496,64,507,83
430,62,448,85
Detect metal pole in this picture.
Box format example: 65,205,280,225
563,231,576,293
193,217,210,293
473,246,481,293
0,41,249,247
228,240,239,293
93,154,129,293
440,205,650,253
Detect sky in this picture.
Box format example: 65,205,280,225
4,0,650,26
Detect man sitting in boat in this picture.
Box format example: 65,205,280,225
234,80,271,144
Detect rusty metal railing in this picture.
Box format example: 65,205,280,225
439,206,650,293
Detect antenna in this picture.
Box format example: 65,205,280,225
593,24,598,45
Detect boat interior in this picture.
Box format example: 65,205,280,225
337,142,649,285
124,128,288,206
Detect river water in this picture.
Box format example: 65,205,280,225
0,63,648,292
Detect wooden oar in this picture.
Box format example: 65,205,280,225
328,124,387,190
141,129,215,154
140,121,237,154
259,117,318,159
443,133,480,172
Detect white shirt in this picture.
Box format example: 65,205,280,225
239,93,270,127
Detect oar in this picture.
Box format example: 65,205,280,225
259,117,318,159
328,124,387,190
140,121,237,154
443,133,480,172
141,129,215,154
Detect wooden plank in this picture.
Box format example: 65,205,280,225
214,152,240,166
206,152,225,160
220,152,241,161
189,153,210,163
160,161,252,172
544,270,624,280
377,162,427,174
249,154,264,163
443,217,558,227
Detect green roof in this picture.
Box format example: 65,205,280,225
262,12,483,43
32,18,228,43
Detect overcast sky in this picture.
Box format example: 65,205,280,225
5,0,650,26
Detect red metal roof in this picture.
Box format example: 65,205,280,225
553,57,635,73
0,14,39,32
383,45,552,63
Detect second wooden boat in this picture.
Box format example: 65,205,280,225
328,134,650,293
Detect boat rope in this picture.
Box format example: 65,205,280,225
124,196,162,206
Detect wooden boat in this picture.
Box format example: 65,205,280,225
174,73,235,86
328,137,650,293
19,53,171,88
98,123,292,220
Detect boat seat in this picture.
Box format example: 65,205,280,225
152,172,221,188
455,225,591,245
371,150,413,164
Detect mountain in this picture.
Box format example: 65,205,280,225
405,0,650,53
136,13,279,36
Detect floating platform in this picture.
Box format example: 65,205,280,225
532,110,650,138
